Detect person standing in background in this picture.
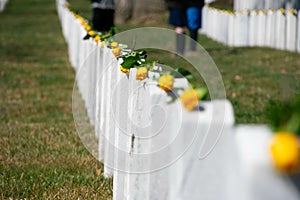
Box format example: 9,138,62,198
186,0,205,52
91,0,115,32
165,0,187,56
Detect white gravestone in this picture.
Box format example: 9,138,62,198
257,10,267,47
227,12,235,46
214,10,222,43
235,125,300,200
275,9,286,50
201,5,209,34
86,40,98,125
212,8,219,41
169,100,237,200
265,10,276,47
122,68,152,199
98,46,112,162
112,70,130,200
286,10,297,52
95,46,103,138
219,10,229,44
249,10,259,46
0,0,8,12
103,52,119,177
234,11,249,47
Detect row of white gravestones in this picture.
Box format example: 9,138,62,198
56,1,300,199
234,0,300,11
202,5,300,53
0,0,8,12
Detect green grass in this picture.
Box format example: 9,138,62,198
0,0,112,199
0,0,299,199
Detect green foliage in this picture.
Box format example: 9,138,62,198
266,95,300,135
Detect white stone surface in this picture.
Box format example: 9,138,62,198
219,11,229,44
0,0,8,12
265,10,276,47
234,11,249,46
257,10,267,46
286,10,297,51
201,5,209,34
227,13,235,46
249,10,259,46
169,100,237,200
113,70,130,200
235,125,300,200
275,10,286,50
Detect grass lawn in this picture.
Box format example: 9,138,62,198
0,0,299,199
0,0,112,198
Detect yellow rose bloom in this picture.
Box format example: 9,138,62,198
94,35,101,44
179,89,199,111
112,47,121,57
136,67,148,80
79,18,86,25
158,74,174,92
111,42,118,48
120,65,130,74
85,24,91,31
88,30,95,37
289,9,296,15
270,132,299,173
101,41,106,48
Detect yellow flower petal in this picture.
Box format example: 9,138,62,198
120,65,130,74
112,47,121,57
270,132,299,174
136,67,148,80
88,30,95,37
158,75,174,92
111,42,118,48
179,89,199,111
94,35,101,44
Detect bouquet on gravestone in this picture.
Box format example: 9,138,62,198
117,50,208,111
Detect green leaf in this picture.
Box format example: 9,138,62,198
83,34,90,40
196,87,208,100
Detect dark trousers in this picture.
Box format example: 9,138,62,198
92,8,114,32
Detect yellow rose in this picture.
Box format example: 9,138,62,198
136,67,148,80
79,18,85,25
289,9,296,15
179,89,199,111
158,74,174,92
85,24,91,31
120,65,130,74
112,47,121,57
88,30,95,37
94,35,101,44
270,132,299,173
111,42,118,48
279,8,285,14
101,41,106,48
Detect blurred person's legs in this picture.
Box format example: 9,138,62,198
175,27,186,56
187,6,202,52
169,9,187,56
92,8,115,32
